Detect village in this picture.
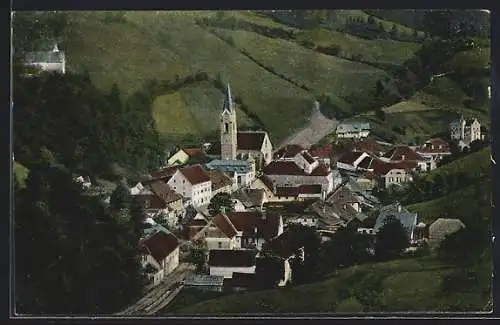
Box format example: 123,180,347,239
66,83,487,314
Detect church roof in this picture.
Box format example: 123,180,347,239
237,132,266,151
222,84,233,112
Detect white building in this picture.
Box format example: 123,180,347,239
167,164,212,207
23,44,66,74
449,116,482,149
336,122,371,139
139,230,180,286
208,249,258,279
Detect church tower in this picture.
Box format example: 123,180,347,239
220,83,238,160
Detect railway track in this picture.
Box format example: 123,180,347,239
116,263,194,316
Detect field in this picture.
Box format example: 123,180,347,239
168,256,491,314
152,81,255,143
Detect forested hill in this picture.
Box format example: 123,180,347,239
13,64,164,179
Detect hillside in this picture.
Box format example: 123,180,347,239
13,10,490,148
170,256,491,313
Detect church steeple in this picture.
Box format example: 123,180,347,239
220,83,237,160
222,83,233,113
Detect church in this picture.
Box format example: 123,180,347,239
205,84,273,170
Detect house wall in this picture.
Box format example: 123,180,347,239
167,150,190,166
286,216,318,227
162,247,180,276
209,266,256,279
206,237,237,250
232,171,254,189
265,173,334,194
168,199,185,216
250,179,275,200
337,162,357,171
28,61,65,74
383,169,412,188
213,184,233,197
168,171,211,207
278,259,292,287
336,130,370,139
233,200,247,212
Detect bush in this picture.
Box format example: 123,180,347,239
336,296,364,312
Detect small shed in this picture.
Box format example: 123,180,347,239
183,274,225,292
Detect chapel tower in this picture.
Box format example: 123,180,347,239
220,83,238,160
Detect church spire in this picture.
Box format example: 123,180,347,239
222,83,233,112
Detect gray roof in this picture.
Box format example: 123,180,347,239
143,223,171,237
185,274,224,286
205,159,252,173
24,51,65,64
336,122,371,134
374,210,417,237
233,188,265,208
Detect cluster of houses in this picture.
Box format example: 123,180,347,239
69,85,472,293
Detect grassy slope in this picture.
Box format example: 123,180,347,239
61,11,312,145
152,81,255,142
214,28,393,103
171,257,490,314
13,161,29,188
406,147,491,223
296,28,421,65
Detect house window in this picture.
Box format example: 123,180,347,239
218,242,222,248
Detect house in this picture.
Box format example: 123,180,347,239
415,138,452,163
337,151,372,172
193,213,239,250
250,176,277,201
205,159,255,190
182,206,210,240
207,170,233,196
183,274,225,292
206,84,273,170
139,231,180,286
224,211,284,250
274,184,325,202
232,188,266,211
309,144,335,166
149,166,178,183
373,202,418,244
167,164,212,207
274,144,306,160
208,249,258,279
262,158,338,196
335,122,370,139
167,148,208,167
351,138,386,156
367,159,415,189
225,272,258,292
23,44,66,74
428,218,466,249
130,181,184,227
74,175,92,190
305,198,366,233
381,145,433,172
449,116,483,149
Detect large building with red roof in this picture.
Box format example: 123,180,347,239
167,164,212,207
414,138,452,163
139,230,180,286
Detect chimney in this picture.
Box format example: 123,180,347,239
221,206,226,214
401,155,405,160
53,43,60,52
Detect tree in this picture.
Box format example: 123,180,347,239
437,226,483,264
390,23,399,38
188,239,208,273
375,216,409,260
110,181,131,211
255,253,285,289
208,192,234,216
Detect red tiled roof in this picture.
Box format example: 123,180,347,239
208,170,233,191
141,232,179,264
226,212,281,240
259,175,275,191
309,144,334,159
136,194,167,210
301,151,316,164
150,167,178,181
371,158,416,175
275,144,305,159
183,148,204,158
299,184,322,194
352,138,383,155
416,138,451,154
382,146,426,162
209,249,258,267
213,213,239,238
338,151,365,165
356,156,372,169
148,181,183,204
276,186,300,197
237,132,266,151
179,164,210,185
263,161,330,176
